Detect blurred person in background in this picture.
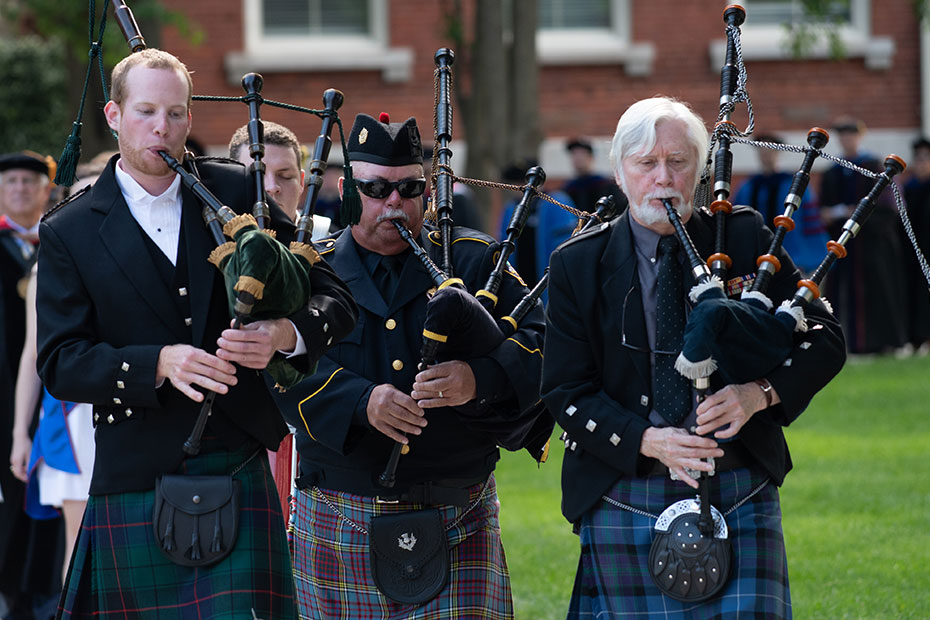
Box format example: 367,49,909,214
819,117,908,354
731,133,828,275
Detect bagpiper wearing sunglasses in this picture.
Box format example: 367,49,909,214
273,113,547,618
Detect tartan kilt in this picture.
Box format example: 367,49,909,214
289,474,513,620
58,441,298,619
569,467,791,619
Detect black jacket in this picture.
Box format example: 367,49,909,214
541,206,846,523
36,155,357,494
275,225,550,496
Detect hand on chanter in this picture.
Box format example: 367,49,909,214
640,427,723,490
367,384,427,444
411,360,477,408
157,344,237,402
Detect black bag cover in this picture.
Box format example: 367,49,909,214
153,474,240,567
369,509,449,604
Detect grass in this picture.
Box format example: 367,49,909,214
494,354,930,619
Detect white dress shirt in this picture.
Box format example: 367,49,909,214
113,160,306,357
114,161,183,265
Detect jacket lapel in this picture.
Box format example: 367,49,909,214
386,228,438,315
329,231,388,317
684,209,716,290
601,214,650,388
94,167,188,341
181,184,219,347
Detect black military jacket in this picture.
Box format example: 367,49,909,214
275,225,549,496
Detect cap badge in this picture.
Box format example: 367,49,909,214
359,128,369,144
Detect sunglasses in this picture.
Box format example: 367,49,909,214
354,178,427,199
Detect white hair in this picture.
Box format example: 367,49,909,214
609,97,709,191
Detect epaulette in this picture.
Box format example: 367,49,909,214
41,185,90,222
426,228,495,248
554,219,610,252
315,237,337,255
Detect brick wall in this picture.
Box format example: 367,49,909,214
159,0,921,170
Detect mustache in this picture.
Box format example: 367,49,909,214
644,191,685,203
377,209,409,224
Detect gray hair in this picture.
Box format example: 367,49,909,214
609,96,708,190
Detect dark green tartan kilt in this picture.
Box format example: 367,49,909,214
57,441,298,619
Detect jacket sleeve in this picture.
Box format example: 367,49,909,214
285,256,358,372
274,347,375,456
36,222,163,408
265,192,357,373
455,242,550,451
540,247,651,477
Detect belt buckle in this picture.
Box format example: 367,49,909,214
375,496,400,504
669,457,715,481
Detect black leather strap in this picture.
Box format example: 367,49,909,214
296,467,487,507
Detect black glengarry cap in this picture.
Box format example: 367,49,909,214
347,112,422,167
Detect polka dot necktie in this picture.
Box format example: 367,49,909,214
653,235,691,425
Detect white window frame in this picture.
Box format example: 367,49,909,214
536,0,654,76
224,0,413,84
708,0,893,70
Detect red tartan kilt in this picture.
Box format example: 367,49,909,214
289,474,513,620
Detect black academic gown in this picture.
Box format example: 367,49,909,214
820,156,908,353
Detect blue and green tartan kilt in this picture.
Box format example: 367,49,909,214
288,474,513,620
569,467,791,619
58,440,298,619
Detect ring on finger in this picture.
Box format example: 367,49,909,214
438,391,444,399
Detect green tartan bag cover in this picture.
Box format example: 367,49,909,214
369,509,449,604
153,475,241,567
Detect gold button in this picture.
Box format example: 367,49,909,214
392,359,404,371
385,318,397,330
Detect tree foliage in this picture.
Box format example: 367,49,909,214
789,0,929,58
0,35,69,155
0,0,201,67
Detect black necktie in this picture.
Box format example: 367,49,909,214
653,235,691,425
374,254,403,300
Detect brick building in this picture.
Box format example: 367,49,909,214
159,0,922,187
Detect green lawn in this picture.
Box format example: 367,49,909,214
495,354,930,619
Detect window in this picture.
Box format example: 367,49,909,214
710,0,893,70
746,0,851,27
225,0,413,83
261,0,370,36
539,0,611,30
536,0,654,75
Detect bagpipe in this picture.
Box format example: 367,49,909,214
645,5,926,604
